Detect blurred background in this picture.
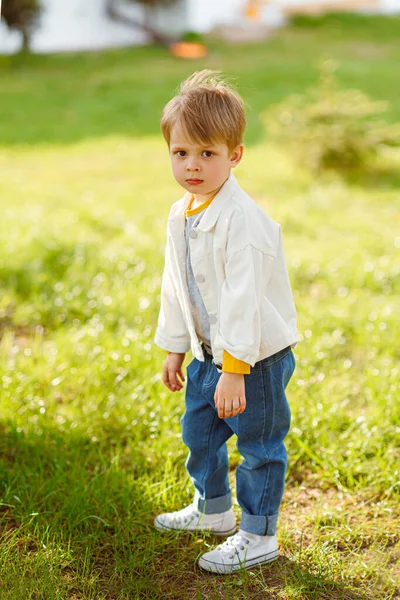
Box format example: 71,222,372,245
0,1,399,599
1,0,400,54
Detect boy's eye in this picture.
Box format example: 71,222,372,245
202,151,213,158
176,150,186,157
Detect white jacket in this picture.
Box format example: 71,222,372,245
154,173,298,368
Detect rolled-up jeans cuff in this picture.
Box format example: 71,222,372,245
193,489,232,514
240,512,278,536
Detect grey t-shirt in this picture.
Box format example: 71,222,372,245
185,207,212,354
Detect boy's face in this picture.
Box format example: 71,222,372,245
169,124,243,201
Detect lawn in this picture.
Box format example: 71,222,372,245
0,13,399,600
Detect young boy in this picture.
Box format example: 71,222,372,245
153,70,298,574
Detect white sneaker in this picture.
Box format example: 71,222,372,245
198,529,279,574
154,503,236,536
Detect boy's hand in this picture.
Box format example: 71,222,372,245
162,352,186,392
214,372,246,418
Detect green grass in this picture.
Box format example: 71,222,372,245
1,13,400,148
0,14,399,599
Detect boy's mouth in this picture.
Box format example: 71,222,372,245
186,179,204,185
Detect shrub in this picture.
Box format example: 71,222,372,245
180,31,206,44
133,0,176,5
1,0,41,52
263,60,400,173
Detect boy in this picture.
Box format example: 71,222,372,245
153,70,298,574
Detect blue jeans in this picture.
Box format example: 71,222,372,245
180,345,296,536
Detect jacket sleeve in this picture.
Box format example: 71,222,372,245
222,350,251,374
154,246,191,354
216,244,275,366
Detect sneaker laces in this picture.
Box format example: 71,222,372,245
171,504,200,525
216,532,250,559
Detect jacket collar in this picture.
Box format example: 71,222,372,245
170,172,238,232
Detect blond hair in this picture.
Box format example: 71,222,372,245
161,70,246,152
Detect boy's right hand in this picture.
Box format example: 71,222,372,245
162,352,186,392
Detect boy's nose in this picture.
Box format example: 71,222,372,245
186,161,200,172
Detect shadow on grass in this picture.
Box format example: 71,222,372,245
0,420,371,600
145,549,369,600
0,419,167,598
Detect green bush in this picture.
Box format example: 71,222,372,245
263,60,400,173
132,0,176,5
180,31,206,44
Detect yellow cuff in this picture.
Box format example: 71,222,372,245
222,350,251,374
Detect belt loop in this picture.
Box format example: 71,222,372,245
200,342,222,370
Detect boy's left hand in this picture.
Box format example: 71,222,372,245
214,373,246,419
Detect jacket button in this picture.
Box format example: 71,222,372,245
209,314,217,325
189,230,198,239
196,274,205,283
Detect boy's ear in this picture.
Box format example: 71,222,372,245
229,144,244,168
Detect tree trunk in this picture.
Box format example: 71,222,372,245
105,0,175,47
21,27,30,52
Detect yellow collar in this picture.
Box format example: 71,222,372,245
185,191,218,217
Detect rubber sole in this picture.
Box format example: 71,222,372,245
154,516,237,536
198,548,279,574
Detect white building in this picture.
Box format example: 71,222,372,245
1,0,399,54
